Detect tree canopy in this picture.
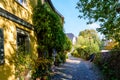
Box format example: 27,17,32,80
76,0,120,43
72,29,101,59
33,0,72,57
79,29,100,45
78,29,101,53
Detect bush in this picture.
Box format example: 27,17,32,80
12,47,34,80
104,51,120,80
54,52,67,66
95,50,120,80
54,55,61,66
71,48,89,59
71,49,80,57
59,52,67,63
32,58,53,79
93,52,102,65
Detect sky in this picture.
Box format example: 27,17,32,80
51,0,101,37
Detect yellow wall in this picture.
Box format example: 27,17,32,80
0,0,37,24
0,0,38,80
0,0,63,79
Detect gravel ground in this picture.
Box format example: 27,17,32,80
51,54,103,80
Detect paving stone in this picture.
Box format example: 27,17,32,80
51,54,103,80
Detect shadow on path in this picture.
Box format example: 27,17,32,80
51,53,103,80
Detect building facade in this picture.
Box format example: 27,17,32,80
0,0,63,80
66,33,77,45
0,0,38,80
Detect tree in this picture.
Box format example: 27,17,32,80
63,36,72,52
76,0,120,43
104,41,118,50
79,29,101,47
73,29,101,59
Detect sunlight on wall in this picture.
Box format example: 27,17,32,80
0,17,4,25
0,0,38,80
0,16,38,80
0,0,34,24
0,17,16,80
30,30,38,57
0,64,15,80
0,3,4,9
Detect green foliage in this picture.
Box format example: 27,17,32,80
94,48,120,80
33,0,71,57
72,29,101,59
32,58,53,79
32,1,72,79
54,54,62,66
71,49,81,58
100,40,105,50
12,47,34,79
54,52,67,66
76,0,120,43
79,29,101,46
63,36,72,52
77,1,120,79
58,52,67,63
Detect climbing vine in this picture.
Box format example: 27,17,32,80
33,0,71,57
32,1,72,79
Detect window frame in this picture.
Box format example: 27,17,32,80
0,28,4,65
16,28,30,53
15,0,28,9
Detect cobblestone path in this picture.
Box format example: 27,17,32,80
51,54,103,80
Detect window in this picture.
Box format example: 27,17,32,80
0,29,4,64
16,0,27,7
17,28,30,52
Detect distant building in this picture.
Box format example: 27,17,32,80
66,33,77,45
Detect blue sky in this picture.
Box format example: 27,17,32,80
51,0,100,37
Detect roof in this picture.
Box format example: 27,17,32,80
66,33,75,41
45,0,64,22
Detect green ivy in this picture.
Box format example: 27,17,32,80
32,58,53,79
32,0,72,57
12,47,34,79
32,0,72,79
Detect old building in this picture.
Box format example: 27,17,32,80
0,0,63,80
66,33,77,45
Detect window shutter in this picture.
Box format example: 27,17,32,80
0,29,4,64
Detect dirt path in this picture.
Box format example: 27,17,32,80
51,54,103,80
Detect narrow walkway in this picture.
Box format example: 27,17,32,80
51,54,103,80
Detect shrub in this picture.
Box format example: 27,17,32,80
94,50,120,80
54,52,67,66
71,49,80,57
59,52,67,63
71,48,89,59
32,58,53,79
12,47,34,80
94,52,102,65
